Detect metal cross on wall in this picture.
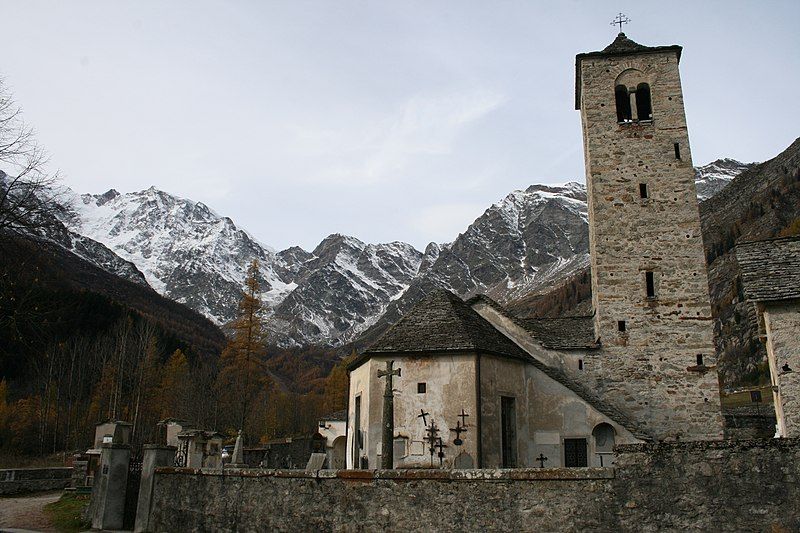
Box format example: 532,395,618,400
458,409,469,427
377,360,401,469
417,409,430,426
425,419,440,467
450,421,467,446
536,453,548,468
435,438,447,467
610,12,630,33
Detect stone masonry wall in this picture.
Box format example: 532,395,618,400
148,439,800,532
578,47,723,440
0,467,72,495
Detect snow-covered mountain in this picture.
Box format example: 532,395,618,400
53,159,747,347
695,159,754,201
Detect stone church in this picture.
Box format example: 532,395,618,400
346,32,727,469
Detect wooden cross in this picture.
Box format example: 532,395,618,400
610,12,630,33
458,409,470,427
417,409,430,426
377,360,401,469
536,453,548,468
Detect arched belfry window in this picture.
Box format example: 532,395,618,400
636,83,652,121
615,85,632,122
614,69,652,124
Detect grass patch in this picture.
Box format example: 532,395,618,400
44,492,90,533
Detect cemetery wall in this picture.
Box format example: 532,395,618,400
0,467,72,495
147,439,800,532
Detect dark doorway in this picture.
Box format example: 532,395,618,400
500,396,517,468
564,438,588,467
353,395,362,467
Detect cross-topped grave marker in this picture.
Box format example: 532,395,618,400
377,360,401,469
458,409,470,427
536,453,548,468
610,12,630,33
450,420,467,446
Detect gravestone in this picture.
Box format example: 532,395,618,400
305,453,327,472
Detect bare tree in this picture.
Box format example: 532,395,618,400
0,77,59,238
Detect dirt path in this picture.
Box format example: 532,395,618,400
0,490,60,532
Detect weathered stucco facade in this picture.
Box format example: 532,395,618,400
764,301,800,437
576,34,724,440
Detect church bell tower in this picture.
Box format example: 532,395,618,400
576,32,723,440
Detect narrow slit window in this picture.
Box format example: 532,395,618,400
674,142,681,160
578,359,584,370
639,183,648,199
618,320,626,332
696,354,704,366
417,382,427,394
645,271,655,298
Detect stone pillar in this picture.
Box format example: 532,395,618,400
134,445,176,533
90,443,130,531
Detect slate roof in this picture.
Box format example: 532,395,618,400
360,289,530,361
354,290,647,439
467,294,599,350
575,33,682,110
320,409,347,422
736,235,800,302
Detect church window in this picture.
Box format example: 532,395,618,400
645,271,656,298
417,382,427,394
635,83,652,120
618,320,626,332
639,183,648,199
674,142,681,160
500,397,517,468
564,438,588,467
615,85,632,122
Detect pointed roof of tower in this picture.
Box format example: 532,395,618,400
574,33,682,109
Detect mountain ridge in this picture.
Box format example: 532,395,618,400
49,158,748,347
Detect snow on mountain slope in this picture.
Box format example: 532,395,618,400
55,160,747,347
695,159,754,201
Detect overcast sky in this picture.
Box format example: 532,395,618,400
3,1,799,251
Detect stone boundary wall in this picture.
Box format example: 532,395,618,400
148,439,800,532
0,467,72,495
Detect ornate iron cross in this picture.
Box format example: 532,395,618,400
458,409,470,427
435,438,447,467
610,12,630,33
536,453,548,468
450,421,467,446
377,360,401,469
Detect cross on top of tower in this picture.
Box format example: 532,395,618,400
610,12,630,33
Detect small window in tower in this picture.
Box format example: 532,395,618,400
674,142,681,160
618,320,626,332
578,359,584,370
750,390,762,403
645,271,656,298
696,354,704,367
615,85,632,122
417,382,427,394
639,183,649,199
636,83,652,120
